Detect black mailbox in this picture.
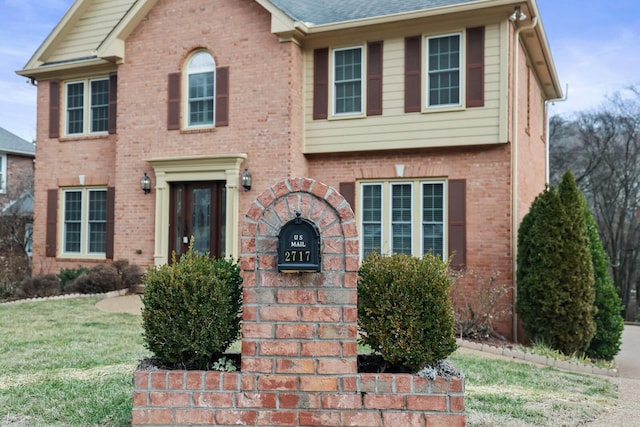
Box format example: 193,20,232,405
278,212,321,273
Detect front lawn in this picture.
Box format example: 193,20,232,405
0,297,617,426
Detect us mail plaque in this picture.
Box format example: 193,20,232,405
278,212,321,273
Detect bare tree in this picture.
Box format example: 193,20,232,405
550,88,640,320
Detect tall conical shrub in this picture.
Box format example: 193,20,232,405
556,170,596,354
581,193,624,361
517,171,596,355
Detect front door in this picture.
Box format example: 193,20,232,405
169,181,226,260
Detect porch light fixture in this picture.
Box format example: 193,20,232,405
509,6,527,22
241,168,252,191
140,172,152,194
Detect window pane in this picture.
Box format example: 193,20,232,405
422,183,444,258
428,35,461,107
391,184,412,254
334,47,362,114
90,79,109,133
67,82,84,134
64,191,82,252
187,52,215,127
189,72,215,125
88,190,107,253
361,184,382,257
192,188,211,254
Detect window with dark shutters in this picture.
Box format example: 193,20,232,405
167,72,181,130
46,189,58,257
367,41,383,116
313,48,329,120
466,27,485,108
215,67,229,127
404,36,422,113
49,80,60,139
448,179,466,269
108,73,118,134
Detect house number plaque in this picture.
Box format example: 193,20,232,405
278,212,321,273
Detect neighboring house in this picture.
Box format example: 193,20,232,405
17,0,561,339
0,127,35,257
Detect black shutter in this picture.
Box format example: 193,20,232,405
466,27,485,108
46,189,58,258
367,41,383,116
216,67,229,126
49,80,60,139
105,187,115,260
108,72,118,134
404,36,422,113
167,72,181,130
339,182,356,215
313,48,329,120
448,179,466,269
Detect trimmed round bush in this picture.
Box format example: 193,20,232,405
358,252,457,371
141,249,242,370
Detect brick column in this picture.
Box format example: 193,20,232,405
240,178,359,385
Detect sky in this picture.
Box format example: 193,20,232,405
0,0,638,142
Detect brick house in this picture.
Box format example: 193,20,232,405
0,127,35,257
17,0,561,340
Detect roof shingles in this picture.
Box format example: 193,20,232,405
268,0,479,25
0,127,35,157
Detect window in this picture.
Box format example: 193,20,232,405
187,51,216,127
360,180,445,259
333,46,363,115
65,78,109,135
427,33,461,107
0,153,6,193
63,188,107,255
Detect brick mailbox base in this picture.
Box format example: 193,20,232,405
132,178,465,426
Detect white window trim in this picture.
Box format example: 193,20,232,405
390,182,414,255
360,182,384,257
64,77,110,137
331,45,365,118
425,32,463,110
358,180,448,259
0,153,6,193
420,180,447,259
184,50,216,129
61,187,107,259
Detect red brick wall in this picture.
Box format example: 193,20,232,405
308,145,515,338
132,178,465,426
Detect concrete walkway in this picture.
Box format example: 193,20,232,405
588,324,640,426
95,295,640,425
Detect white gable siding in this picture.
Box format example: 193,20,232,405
47,0,136,64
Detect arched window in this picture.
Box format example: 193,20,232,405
187,51,216,127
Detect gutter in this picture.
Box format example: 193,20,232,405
511,15,538,343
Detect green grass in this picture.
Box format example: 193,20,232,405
0,297,618,427
450,352,617,426
0,297,149,426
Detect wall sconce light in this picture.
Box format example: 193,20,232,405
140,172,152,194
509,6,527,22
241,168,252,191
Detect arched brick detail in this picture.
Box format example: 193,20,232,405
133,177,465,426
240,177,359,375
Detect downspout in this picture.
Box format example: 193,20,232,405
511,15,538,343
545,84,569,185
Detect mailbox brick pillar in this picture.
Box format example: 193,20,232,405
132,177,465,426
240,178,359,382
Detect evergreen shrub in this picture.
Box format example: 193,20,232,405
358,252,457,371
141,249,242,370
518,171,596,355
582,194,624,361
65,264,118,294
58,266,89,292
